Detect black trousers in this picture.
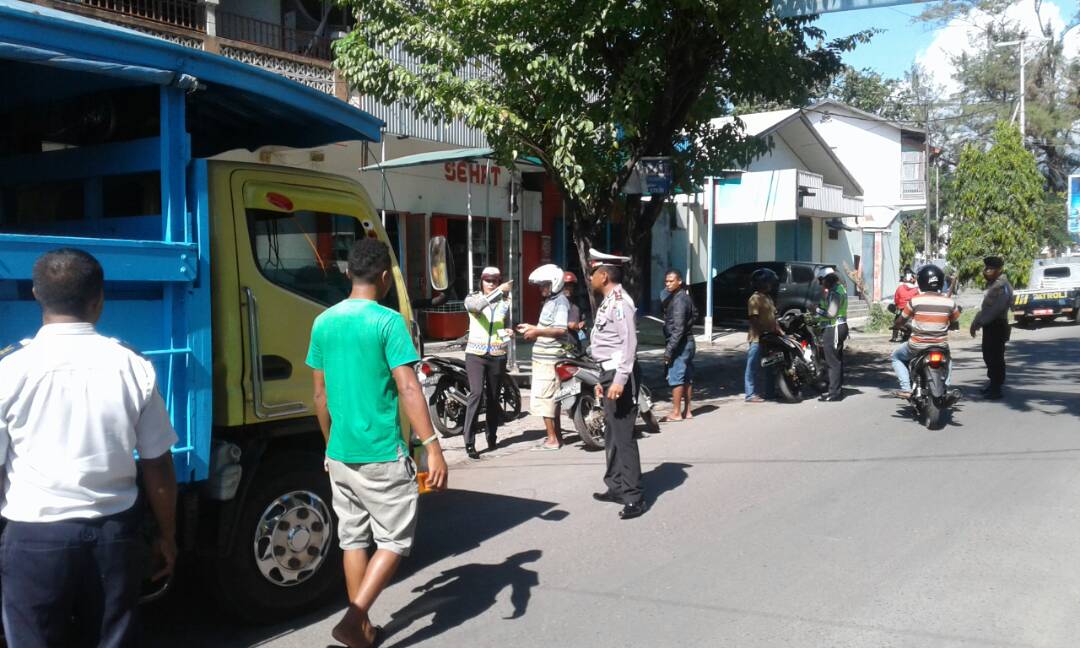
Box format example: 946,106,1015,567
463,353,505,447
603,368,643,506
982,320,1009,387
822,323,848,398
1,507,142,648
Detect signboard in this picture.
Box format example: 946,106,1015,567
1069,175,1080,240
623,157,673,195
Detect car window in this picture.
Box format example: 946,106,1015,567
766,263,788,282
1044,267,1070,278
791,265,814,284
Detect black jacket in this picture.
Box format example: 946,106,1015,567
662,288,695,358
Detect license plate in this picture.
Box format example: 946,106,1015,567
1033,308,1055,316
761,353,784,368
556,382,580,400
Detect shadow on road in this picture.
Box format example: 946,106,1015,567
643,462,692,509
140,490,561,648
382,550,542,648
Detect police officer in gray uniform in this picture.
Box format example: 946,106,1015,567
970,255,1013,399
587,248,646,520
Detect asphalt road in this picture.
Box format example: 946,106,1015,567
146,321,1080,648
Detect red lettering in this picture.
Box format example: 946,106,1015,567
491,167,501,186
444,162,456,181
469,164,483,184
456,161,467,182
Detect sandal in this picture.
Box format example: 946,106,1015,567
533,442,562,451
659,416,684,423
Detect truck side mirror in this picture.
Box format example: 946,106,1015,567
428,236,452,292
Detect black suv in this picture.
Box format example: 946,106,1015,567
689,261,834,322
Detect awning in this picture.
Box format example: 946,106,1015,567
826,218,855,231
0,0,384,156
362,147,543,171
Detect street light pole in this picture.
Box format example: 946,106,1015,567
995,37,1050,144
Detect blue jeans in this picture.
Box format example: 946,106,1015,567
667,338,695,387
745,342,775,400
892,343,952,391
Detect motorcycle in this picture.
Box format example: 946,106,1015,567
759,311,827,402
415,355,522,437
553,349,660,450
886,303,911,342
899,345,958,430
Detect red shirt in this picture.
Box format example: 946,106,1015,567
893,283,919,311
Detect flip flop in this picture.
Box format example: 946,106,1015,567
659,416,684,423
533,442,561,451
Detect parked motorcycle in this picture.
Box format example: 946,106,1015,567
898,345,959,430
553,350,660,450
415,355,522,436
759,311,827,402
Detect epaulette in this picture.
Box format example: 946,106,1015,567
0,339,29,364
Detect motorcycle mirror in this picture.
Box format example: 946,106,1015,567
427,236,452,292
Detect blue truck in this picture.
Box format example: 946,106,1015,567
0,1,422,621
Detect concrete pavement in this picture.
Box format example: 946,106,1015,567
145,321,1080,647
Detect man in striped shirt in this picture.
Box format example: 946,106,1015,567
890,264,961,398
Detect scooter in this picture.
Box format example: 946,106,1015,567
887,303,911,342
553,349,660,450
415,355,522,436
759,311,828,402
898,345,959,430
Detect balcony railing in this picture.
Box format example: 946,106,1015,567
217,11,333,61
56,0,205,30
901,181,926,200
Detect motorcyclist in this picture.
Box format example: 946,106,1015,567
890,264,961,400
890,269,919,343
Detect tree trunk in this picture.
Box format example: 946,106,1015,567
621,195,666,308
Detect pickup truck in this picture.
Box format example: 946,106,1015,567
690,261,833,322
1012,258,1080,325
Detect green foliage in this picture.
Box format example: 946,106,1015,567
332,0,864,296
863,302,895,333
947,122,1042,287
899,223,916,271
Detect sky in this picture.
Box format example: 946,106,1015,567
815,0,1080,90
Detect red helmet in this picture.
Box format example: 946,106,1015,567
562,271,578,285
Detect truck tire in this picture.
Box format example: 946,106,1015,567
213,454,342,624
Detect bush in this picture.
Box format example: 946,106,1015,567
864,302,895,333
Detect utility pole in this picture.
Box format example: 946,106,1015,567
995,37,1050,145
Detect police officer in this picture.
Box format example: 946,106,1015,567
815,267,848,402
970,255,1013,399
587,248,646,520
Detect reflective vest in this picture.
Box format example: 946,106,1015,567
466,298,510,356
818,283,848,326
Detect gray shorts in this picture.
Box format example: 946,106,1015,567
326,452,419,556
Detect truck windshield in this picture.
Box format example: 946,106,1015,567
248,208,400,311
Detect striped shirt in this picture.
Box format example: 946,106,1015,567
532,294,570,360
902,292,960,349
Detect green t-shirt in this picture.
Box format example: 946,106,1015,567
306,299,419,463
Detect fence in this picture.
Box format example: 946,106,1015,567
57,0,205,30
217,10,333,61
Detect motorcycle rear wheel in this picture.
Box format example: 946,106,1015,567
922,397,946,430
430,376,467,437
775,371,801,403
572,392,607,450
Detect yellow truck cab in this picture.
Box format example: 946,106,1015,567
0,3,427,622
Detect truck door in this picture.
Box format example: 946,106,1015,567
229,172,410,423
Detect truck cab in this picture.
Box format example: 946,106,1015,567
0,2,417,622
1012,258,1080,325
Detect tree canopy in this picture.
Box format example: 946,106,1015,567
334,0,867,298
947,122,1043,287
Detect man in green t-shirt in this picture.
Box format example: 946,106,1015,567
307,238,447,648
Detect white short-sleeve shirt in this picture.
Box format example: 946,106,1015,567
0,322,177,522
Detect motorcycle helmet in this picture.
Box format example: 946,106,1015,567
562,271,578,285
528,264,565,293
816,266,839,285
902,269,915,283
750,267,779,294
917,264,944,292
480,266,502,282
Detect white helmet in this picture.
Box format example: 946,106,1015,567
816,266,838,282
528,263,565,293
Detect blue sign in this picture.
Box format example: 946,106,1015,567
1069,175,1080,239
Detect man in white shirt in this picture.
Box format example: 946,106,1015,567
0,249,178,648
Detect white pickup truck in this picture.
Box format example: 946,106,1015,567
1012,257,1080,325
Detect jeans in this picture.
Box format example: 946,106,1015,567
892,343,952,391
744,342,775,399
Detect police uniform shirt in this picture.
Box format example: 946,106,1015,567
975,275,1014,327
590,287,638,386
0,323,177,522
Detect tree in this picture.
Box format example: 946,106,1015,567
947,122,1042,287
333,0,865,300
899,222,917,271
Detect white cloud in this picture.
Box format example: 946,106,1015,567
915,0,1079,96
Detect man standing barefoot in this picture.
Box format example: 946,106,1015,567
308,239,448,648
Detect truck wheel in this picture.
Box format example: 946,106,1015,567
572,393,607,450
214,455,342,624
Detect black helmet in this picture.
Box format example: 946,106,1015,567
751,267,779,293
917,264,944,292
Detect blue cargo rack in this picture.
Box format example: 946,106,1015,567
0,0,383,483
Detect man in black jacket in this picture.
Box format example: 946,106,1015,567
970,255,1013,399
661,270,696,421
